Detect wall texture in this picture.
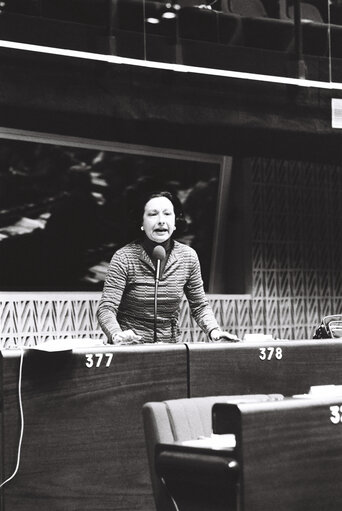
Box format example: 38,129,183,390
249,156,342,340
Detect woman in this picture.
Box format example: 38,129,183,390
97,190,239,344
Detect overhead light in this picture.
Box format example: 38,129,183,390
146,17,160,24
162,2,181,19
165,2,180,8
161,11,177,19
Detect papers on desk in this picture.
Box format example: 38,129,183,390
293,384,342,399
243,333,273,342
181,433,236,450
29,338,105,352
309,384,342,396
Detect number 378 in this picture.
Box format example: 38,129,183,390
259,347,283,360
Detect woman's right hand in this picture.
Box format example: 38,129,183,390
111,329,142,345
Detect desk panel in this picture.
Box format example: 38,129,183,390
188,340,342,397
0,345,188,511
213,397,342,511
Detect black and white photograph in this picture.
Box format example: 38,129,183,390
1,1,342,510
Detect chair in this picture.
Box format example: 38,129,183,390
284,0,327,23
225,0,268,17
280,0,329,56
222,0,294,51
143,394,281,511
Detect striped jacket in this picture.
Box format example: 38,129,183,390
97,240,219,343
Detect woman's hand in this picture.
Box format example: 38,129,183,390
210,329,241,343
110,329,143,345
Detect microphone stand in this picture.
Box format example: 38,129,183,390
154,259,161,343
152,245,165,343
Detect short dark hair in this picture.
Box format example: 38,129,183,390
128,190,187,239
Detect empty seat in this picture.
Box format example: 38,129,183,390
221,0,294,51
225,0,268,17
143,394,280,511
143,396,240,511
280,0,328,56
288,2,322,22
285,0,328,23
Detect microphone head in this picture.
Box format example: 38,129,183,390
152,245,166,262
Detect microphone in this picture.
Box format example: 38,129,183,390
152,245,166,343
152,245,166,282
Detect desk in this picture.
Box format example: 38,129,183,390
156,395,342,511
0,344,188,511
2,340,342,510
213,396,342,511
188,340,342,396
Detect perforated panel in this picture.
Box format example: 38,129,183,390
250,157,342,339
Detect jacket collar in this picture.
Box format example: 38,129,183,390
138,244,154,271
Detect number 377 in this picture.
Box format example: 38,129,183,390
85,353,113,368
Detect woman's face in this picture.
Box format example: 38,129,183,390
142,196,176,243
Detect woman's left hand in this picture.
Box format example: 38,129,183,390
210,329,241,343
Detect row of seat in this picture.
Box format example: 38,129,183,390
1,0,342,80
222,0,327,23
0,0,336,35
0,0,337,29
112,0,342,59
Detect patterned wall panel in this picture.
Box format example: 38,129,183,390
0,294,105,348
249,157,342,340
0,292,254,347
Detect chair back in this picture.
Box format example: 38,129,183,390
228,0,267,17
143,394,277,511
